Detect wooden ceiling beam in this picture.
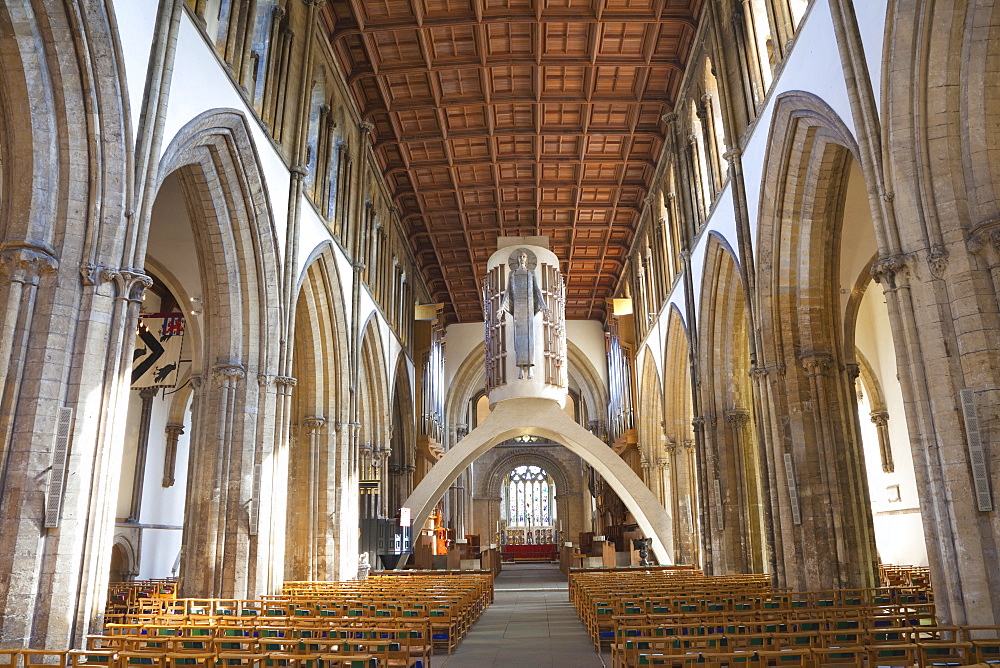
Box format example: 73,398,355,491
329,11,696,40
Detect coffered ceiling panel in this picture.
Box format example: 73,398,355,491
324,0,702,322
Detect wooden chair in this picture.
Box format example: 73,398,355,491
916,640,975,667
810,646,867,667
868,642,920,667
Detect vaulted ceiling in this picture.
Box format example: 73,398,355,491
322,0,703,323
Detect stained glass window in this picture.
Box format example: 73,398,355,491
500,465,557,542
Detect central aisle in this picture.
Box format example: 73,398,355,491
439,563,605,667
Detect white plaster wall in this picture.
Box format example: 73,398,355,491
138,529,182,579
855,282,928,566
838,161,879,315
565,320,609,389
108,0,158,143
140,395,191,527
690,184,736,325
855,0,889,116
444,323,486,392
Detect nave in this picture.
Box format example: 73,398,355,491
439,564,603,668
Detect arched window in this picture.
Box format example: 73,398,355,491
743,0,776,105
501,465,557,545
687,99,710,224
247,0,278,108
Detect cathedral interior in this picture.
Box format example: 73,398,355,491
1,0,999,655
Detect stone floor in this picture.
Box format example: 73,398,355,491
438,563,609,667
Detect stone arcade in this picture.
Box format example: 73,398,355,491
0,0,998,651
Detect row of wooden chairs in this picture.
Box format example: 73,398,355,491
565,567,1000,666
611,623,1000,666
102,575,493,656
879,564,931,588
623,641,996,666
86,621,431,667
105,581,179,626
568,571,935,651
0,648,377,668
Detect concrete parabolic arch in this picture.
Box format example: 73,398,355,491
401,397,675,564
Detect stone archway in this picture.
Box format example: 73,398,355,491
155,110,284,599
755,92,877,591
472,447,582,547
287,245,351,581
402,398,675,564
698,234,766,574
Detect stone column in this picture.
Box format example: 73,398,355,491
869,411,894,474
179,363,257,597
301,415,327,578
725,409,761,573
0,243,58,486
162,424,184,488
126,387,159,522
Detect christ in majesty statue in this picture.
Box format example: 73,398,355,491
497,249,547,379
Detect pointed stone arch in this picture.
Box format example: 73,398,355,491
155,110,284,599
358,315,390,524
287,245,350,580
482,449,575,499
698,233,765,574
387,353,417,519
402,398,676,564
662,306,699,566
754,91,876,590
0,0,137,647
637,348,668,508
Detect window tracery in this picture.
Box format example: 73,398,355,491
501,465,557,545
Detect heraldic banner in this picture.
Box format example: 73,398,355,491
132,313,185,388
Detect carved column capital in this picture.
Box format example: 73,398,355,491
691,416,706,431
870,253,914,290
138,386,159,400
844,362,861,380
661,112,679,125
302,415,327,432
92,267,153,302
967,221,1000,265
725,409,750,429
358,120,376,134
870,410,890,427
0,242,58,285
800,352,833,376
212,363,246,387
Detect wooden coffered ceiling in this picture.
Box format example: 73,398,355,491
321,0,702,323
